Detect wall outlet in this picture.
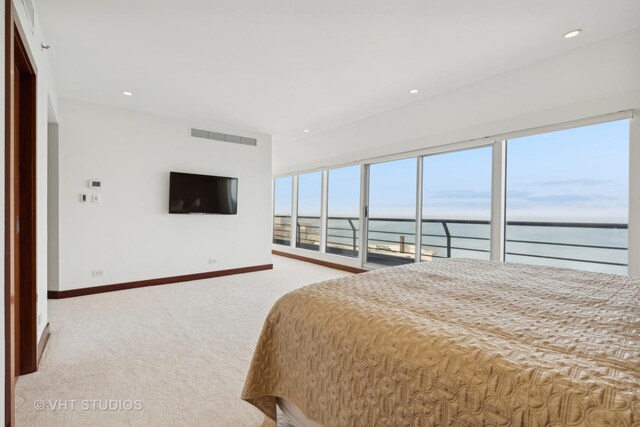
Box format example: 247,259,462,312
92,270,104,277
208,259,217,264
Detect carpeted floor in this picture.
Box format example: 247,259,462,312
15,256,351,426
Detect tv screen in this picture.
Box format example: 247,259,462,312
169,172,238,214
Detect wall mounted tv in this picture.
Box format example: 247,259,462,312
169,172,238,214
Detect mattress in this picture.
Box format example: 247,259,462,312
242,259,640,426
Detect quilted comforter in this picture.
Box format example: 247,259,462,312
242,259,640,426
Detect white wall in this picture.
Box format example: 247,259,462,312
56,99,272,291
273,29,640,174
47,124,60,291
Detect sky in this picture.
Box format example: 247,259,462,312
273,176,292,216
327,166,360,217
276,119,629,223
423,147,492,220
507,120,628,222
297,172,322,217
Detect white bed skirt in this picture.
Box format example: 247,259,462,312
277,398,323,427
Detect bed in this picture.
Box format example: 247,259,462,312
242,259,640,426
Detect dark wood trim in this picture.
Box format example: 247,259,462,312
14,20,37,377
4,2,13,423
36,323,50,367
48,264,274,299
272,250,368,274
6,3,39,425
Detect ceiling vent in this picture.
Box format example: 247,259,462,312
190,128,257,147
21,0,36,32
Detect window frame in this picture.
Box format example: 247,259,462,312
271,110,637,274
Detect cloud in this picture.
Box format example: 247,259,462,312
525,194,617,203
423,188,622,208
426,190,491,199
506,190,534,198
528,178,615,187
506,191,621,209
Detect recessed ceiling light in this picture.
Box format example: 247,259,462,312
409,89,419,94
303,129,310,133
122,91,133,96
563,29,582,39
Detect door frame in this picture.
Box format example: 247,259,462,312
5,1,38,425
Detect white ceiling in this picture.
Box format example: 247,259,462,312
35,0,640,144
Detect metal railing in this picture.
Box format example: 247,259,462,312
295,216,321,251
272,215,292,246
503,221,627,269
273,215,628,272
326,216,359,257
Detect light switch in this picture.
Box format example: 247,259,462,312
80,194,88,203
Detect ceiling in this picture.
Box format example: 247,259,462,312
35,0,640,144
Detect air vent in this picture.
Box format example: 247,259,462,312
190,128,257,147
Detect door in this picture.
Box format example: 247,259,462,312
5,9,38,425
364,158,418,267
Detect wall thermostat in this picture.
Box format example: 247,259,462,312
89,179,102,189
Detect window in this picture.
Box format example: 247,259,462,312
297,172,322,251
505,120,629,274
273,177,292,245
271,115,633,275
367,158,417,266
326,165,360,257
422,147,492,260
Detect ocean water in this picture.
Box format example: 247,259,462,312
323,218,628,275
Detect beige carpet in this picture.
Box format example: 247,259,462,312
16,256,351,427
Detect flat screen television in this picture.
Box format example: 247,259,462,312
169,172,238,214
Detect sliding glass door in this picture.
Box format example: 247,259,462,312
505,120,629,274
327,165,360,257
273,177,293,245
296,172,322,251
421,147,492,260
273,116,632,274
366,158,417,266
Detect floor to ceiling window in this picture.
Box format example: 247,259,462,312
297,172,322,251
421,147,493,260
272,115,633,275
326,165,360,257
366,158,417,266
273,176,293,245
505,120,629,274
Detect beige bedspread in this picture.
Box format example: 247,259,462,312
242,259,640,426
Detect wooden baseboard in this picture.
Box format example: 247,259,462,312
37,323,50,367
272,250,367,274
47,264,274,299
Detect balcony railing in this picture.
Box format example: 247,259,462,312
272,215,292,246
273,215,628,274
296,216,321,251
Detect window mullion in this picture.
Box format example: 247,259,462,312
490,140,507,261
291,175,298,248
628,115,640,275
415,157,423,263
320,170,328,253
